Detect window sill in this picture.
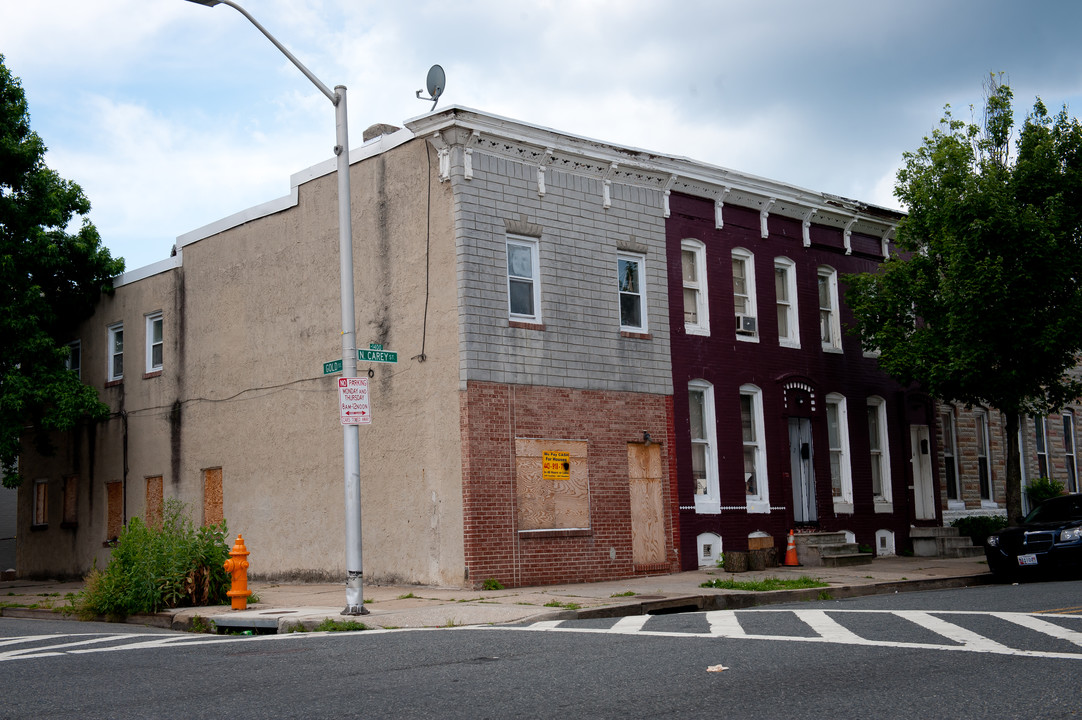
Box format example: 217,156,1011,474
620,331,652,340
832,501,854,515
60,521,78,530
104,379,123,388
746,499,771,514
685,326,710,337
519,528,591,539
980,500,999,509
822,346,844,354
735,333,759,343
30,523,48,532
143,370,162,379
693,500,721,515
874,500,894,513
509,320,545,331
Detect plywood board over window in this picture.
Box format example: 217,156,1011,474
62,476,78,527
203,468,223,527
106,481,123,542
515,439,589,531
146,476,163,528
628,442,666,565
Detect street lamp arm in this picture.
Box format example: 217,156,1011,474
185,0,337,104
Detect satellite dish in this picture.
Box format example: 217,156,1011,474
416,64,446,111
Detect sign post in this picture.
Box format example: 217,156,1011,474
338,377,371,425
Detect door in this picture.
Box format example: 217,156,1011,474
628,443,666,565
911,425,936,520
789,418,817,523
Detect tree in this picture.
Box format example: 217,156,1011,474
0,54,124,487
846,76,1082,525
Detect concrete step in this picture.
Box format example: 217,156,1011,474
822,553,875,568
820,543,862,557
911,525,982,558
910,526,961,539
796,532,848,547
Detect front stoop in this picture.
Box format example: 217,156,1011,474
911,526,985,558
793,532,874,567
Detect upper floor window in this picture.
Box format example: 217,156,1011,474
681,240,709,335
976,409,993,501
618,252,647,332
507,235,541,322
818,266,841,351
32,479,48,527
146,312,163,373
1035,416,1049,479
1064,412,1078,493
774,257,799,347
65,340,81,379
740,384,769,512
867,396,891,504
942,410,961,502
732,248,757,340
826,393,852,506
689,380,718,513
107,323,124,382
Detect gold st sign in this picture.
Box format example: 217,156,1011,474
542,451,570,480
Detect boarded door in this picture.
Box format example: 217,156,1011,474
910,425,936,520
628,443,665,565
789,418,817,523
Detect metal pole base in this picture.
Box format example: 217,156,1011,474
341,604,370,616
343,570,366,615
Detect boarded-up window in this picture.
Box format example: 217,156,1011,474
203,468,223,527
515,439,589,531
62,476,78,526
146,476,163,528
32,479,48,527
106,481,123,541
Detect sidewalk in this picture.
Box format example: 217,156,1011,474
0,555,994,634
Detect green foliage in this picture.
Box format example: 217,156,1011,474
71,500,230,619
700,576,828,591
846,74,1082,523
481,578,504,591
950,514,1009,545
0,55,124,487
1025,477,1065,506
286,618,370,633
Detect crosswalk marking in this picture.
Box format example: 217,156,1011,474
893,611,1014,653
993,612,1082,647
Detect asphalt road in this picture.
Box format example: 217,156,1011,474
2,579,1080,720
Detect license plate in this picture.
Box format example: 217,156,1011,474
1017,554,1038,566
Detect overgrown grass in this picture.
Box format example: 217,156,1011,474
69,499,231,620
286,618,370,633
699,575,829,591
543,600,582,610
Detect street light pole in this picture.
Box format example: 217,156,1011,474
184,0,366,615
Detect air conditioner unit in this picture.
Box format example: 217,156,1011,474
736,314,757,334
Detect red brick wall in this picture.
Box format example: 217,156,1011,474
460,381,679,588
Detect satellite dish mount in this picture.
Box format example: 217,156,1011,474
416,65,446,111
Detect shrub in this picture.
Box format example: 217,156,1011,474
72,499,230,619
1025,477,1065,507
950,515,1008,545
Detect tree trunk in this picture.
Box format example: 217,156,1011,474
1004,411,1025,526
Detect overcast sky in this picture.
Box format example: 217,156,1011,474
4,0,1081,272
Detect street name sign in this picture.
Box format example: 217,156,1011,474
338,377,371,425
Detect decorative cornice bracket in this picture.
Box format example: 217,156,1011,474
760,198,776,239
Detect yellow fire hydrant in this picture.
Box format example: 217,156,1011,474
223,534,251,611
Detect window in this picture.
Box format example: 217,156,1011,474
774,257,799,347
681,240,709,335
32,479,48,527
818,266,841,350
826,393,852,507
145,312,163,373
689,380,718,513
146,476,164,528
106,481,123,542
65,340,81,378
506,236,541,322
203,467,224,527
62,475,78,527
867,397,891,506
942,411,961,503
1064,412,1078,493
1035,416,1049,479
618,252,647,332
107,323,123,381
732,249,757,339
516,439,590,530
740,384,769,512
975,409,993,502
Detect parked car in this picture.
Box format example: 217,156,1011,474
985,494,1082,578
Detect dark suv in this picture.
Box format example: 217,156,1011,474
985,494,1082,578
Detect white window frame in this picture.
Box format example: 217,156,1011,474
826,393,853,512
818,266,842,352
107,322,124,382
867,396,892,511
740,384,769,513
732,248,758,342
1035,415,1050,479
617,251,648,332
942,410,964,509
689,380,719,514
681,239,709,336
65,340,81,379
774,257,799,348
506,235,541,323
145,311,163,373
1065,411,1079,493
975,409,995,506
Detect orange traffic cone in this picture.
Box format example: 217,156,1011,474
783,529,801,566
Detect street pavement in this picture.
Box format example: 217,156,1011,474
0,555,994,633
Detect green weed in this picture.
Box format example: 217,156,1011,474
699,575,829,591
481,578,504,591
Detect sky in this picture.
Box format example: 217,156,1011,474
3,0,1082,273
